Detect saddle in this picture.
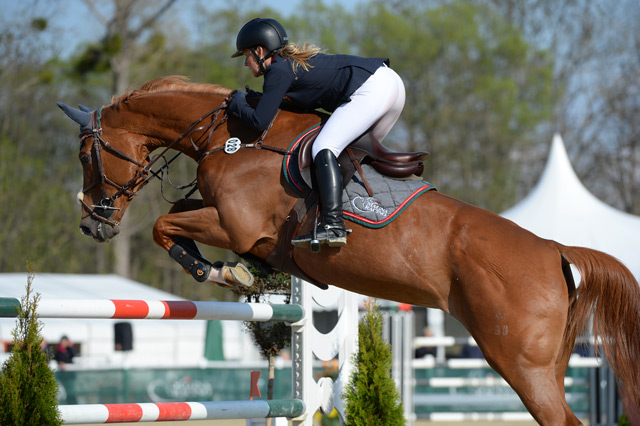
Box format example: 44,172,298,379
296,125,429,195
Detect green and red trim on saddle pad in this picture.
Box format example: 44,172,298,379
282,124,437,229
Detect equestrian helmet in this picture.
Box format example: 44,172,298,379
231,18,288,58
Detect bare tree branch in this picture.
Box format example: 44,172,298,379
81,0,109,26
130,0,178,39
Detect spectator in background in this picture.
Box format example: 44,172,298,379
40,339,54,360
414,326,437,358
460,342,484,359
54,335,76,371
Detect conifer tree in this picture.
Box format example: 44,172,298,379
343,302,405,426
0,268,62,425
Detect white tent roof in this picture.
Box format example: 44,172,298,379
501,134,640,279
0,273,186,301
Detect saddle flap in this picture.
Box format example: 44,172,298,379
298,127,320,173
297,126,321,188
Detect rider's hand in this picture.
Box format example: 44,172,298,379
228,90,248,118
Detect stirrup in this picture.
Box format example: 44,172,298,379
292,215,322,251
292,223,350,251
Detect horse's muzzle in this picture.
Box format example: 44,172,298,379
79,217,120,242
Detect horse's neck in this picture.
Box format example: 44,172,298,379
129,93,324,162
130,93,230,160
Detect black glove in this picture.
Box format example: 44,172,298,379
246,89,262,99
243,85,262,99
228,90,248,118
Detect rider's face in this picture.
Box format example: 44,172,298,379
243,46,271,77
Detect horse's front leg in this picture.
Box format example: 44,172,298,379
152,199,254,288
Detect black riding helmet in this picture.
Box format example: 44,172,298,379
231,18,288,60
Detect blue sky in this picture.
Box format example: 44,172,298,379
1,0,364,58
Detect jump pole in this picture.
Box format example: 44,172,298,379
59,399,304,424
0,298,304,322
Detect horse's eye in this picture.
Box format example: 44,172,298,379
80,155,90,165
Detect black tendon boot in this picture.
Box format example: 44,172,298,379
292,149,348,249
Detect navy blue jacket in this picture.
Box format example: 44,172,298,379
229,53,390,131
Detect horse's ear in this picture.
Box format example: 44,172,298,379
78,104,93,113
57,102,92,127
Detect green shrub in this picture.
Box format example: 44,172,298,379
344,302,405,426
0,269,62,425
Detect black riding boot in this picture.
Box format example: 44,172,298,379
292,149,348,249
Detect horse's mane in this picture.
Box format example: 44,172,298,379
110,76,232,106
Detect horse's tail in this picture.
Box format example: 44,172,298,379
559,244,640,409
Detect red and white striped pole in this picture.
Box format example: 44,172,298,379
0,298,303,322
59,400,304,424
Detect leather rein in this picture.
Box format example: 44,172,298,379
78,92,290,227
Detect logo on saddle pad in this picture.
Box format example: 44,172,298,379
351,196,389,217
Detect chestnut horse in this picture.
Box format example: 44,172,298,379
58,76,640,425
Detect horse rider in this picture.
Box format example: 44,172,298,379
228,17,406,248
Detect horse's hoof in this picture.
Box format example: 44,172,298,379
221,262,254,287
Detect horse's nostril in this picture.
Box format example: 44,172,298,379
79,224,92,236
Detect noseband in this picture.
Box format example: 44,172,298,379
78,96,232,227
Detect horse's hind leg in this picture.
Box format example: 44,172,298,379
453,278,582,424
504,365,580,425
475,315,582,425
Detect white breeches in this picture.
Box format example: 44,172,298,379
311,65,406,159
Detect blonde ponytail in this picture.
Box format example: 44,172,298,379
279,42,325,73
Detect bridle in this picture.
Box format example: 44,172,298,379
78,91,292,228
78,96,232,227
